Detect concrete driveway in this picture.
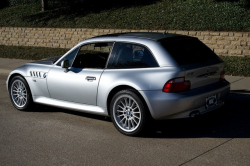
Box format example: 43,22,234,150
0,58,250,165
0,73,250,165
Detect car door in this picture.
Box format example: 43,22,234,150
47,42,114,105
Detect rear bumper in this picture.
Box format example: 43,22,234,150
139,80,230,120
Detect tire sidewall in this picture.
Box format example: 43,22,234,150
110,89,147,136
9,75,33,111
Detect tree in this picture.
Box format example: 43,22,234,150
41,0,48,11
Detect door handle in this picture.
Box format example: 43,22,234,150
86,76,96,81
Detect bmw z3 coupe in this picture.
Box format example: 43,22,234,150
7,32,230,136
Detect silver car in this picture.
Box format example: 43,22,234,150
6,32,230,136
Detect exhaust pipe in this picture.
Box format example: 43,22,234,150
189,111,200,118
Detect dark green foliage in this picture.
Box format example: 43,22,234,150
220,56,250,77
0,45,68,60
0,0,250,31
7,0,39,6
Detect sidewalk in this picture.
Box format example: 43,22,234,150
0,57,249,103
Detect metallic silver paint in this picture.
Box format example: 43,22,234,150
47,66,103,105
33,96,106,115
139,83,230,119
6,33,230,120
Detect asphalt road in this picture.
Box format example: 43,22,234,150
0,74,250,166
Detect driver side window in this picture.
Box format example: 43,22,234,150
72,42,113,69
56,47,80,67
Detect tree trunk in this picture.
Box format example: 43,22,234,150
42,0,48,11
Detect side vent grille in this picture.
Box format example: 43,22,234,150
30,71,46,79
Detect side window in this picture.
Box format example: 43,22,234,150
109,43,158,69
56,47,80,66
72,42,113,69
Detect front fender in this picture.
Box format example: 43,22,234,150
7,64,53,99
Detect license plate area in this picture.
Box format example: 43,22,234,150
205,95,217,109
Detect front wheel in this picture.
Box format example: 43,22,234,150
9,76,33,111
110,90,148,136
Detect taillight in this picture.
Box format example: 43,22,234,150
220,69,225,81
163,77,191,93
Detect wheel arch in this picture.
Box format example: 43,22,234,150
7,73,33,98
7,73,25,90
106,85,152,118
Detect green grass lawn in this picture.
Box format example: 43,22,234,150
0,45,68,60
0,0,250,31
0,45,249,77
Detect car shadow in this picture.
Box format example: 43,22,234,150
145,90,250,138
31,104,111,122
30,90,250,138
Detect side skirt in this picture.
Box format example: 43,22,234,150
33,96,108,116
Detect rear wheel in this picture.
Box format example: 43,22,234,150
9,76,33,111
110,89,148,136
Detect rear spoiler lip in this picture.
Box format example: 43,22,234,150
196,71,218,78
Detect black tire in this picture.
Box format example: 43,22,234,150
9,76,33,111
110,89,148,136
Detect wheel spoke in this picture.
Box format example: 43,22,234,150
125,98,128,106
118,105,124,110
13,85,18,90
124,119,128,128
131,119,135,128
20,99,24,106
117,114,124,118
17,97,20,105
129,98,131,107
131,101,135,107
120,101,126,107
18,81,21,88
11,80,29,107
134,114,140,119
132,106,138,111
128,119,131,129
116,109,124,113
132,118,138,125
113,95,142,133
14,95,18,99
119,117,125,124
20,98,23,106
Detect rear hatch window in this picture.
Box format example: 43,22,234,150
159,37,222,67
159,37,224,89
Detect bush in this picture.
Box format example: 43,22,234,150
7,0,39,6
220,56,250,77
0,0,250,31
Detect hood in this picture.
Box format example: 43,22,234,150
30,56,62,65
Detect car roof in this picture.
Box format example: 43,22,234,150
75,32,193,67
93,32,186,41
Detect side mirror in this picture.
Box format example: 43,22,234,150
61,60,69,73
